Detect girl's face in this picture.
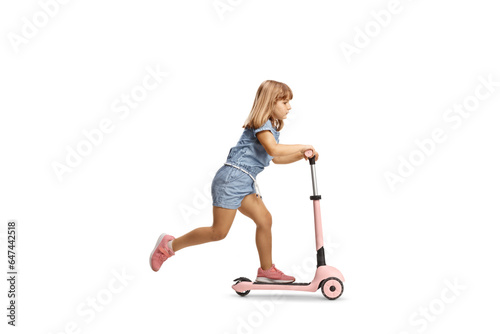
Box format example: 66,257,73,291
272,99,291,120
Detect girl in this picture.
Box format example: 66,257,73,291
149,80,319,283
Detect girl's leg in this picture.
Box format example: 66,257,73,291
171,206,237,252
238,194,273,270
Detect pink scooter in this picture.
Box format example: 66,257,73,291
232,150,345,300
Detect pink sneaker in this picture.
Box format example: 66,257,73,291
150,233,175,272
256,264,295,283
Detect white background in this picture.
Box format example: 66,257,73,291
1,0,499,333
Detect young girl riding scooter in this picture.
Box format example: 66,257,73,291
150,79,319,283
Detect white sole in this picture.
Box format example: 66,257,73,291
255,277,294,284
150,233,167,271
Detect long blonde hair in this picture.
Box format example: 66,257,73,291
243,80,293,131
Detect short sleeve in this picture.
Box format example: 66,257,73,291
253,120,274,136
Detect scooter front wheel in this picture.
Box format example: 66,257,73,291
321,277,343,300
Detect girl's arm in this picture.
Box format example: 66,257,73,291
256,131,318,161
272,152,303,164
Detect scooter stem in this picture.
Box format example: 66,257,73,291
305,150,326,267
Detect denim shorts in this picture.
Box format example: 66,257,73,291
211,165,256,209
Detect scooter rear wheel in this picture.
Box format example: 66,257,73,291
233,277,251,297
321,277,343,300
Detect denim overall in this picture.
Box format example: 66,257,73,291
211,119,280,209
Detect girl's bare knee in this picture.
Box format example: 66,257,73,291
256,212,272,229
210,227,228,241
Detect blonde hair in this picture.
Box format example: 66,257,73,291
243,80,293,131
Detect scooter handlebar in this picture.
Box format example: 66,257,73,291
305,150,315,165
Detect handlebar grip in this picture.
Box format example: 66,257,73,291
305,150,316,165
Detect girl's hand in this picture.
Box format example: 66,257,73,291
301,146,319,162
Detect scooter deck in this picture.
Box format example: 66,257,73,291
253,281,310,286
